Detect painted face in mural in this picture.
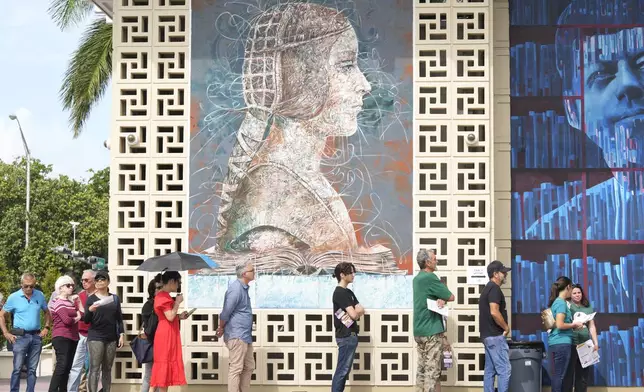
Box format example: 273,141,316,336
313,28,371,137
582,27,644,168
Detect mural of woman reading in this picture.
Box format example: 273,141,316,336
201,3,405,276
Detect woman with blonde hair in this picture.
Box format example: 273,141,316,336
48,275,82,392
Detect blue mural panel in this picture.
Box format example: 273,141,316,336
510,0,644,386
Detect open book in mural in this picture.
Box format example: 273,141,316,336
190,1,413,276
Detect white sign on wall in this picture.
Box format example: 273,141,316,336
467,266,488,285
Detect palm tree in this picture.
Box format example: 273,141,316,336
48,0,113,138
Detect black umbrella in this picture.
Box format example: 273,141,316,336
137,252,219,272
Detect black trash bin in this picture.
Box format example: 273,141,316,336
508,340,545,392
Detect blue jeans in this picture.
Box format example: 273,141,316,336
11,333,43,392
550,344,572,392
483,335,511,392
331,334,358,392
67,335,88,392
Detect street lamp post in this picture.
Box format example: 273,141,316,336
9,114,30,248
70,221,80,252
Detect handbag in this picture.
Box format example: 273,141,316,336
130,335,153,363
541,308,555,332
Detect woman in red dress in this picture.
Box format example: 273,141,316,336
150,271,188,390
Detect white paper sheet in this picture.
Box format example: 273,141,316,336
573,311,596,324
427,299,449,317
576,339,600,368
94,295,115,307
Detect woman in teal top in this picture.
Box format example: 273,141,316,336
547,276,583,392
563,284,599,392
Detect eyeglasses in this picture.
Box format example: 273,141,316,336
22,284,34,289
81,279,93,283
95,277,107,282
64,284,75,289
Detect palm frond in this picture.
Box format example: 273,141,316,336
48,0,94,30
60,18,113,138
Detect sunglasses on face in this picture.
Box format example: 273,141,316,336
63,284,75,289
82,278,93,283
22,284,34,289
95,277,107,282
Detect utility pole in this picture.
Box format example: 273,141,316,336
70,221,80,252
9,114,30,248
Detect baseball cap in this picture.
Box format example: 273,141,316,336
95,270,111,281
487,260,511,278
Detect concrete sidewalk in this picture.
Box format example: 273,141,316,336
0,376,52,392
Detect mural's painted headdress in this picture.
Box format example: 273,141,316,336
216,4,353,243
242,3,352,120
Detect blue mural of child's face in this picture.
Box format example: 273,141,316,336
582,27,644,167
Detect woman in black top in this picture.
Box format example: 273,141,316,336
140,279,161,392
82,270,125,392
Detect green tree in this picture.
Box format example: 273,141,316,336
0,159,109,347
48,0,113,137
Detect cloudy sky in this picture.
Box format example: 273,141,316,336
0,1,111,180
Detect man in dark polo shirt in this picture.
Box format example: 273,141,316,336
0,273,52,392
479,260,511,392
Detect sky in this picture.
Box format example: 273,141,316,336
0,1,111,181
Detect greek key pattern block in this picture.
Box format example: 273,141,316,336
107,0,504,387
413,0,494,386
109,0,190,385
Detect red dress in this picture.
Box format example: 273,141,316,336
150,291,187,387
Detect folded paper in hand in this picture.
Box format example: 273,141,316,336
576,339,600,368
94,295,115,307
427,299,449,317
573,312,596,324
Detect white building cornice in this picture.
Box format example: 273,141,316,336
89,0,113,21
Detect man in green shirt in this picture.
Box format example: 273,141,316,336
413,249,455,392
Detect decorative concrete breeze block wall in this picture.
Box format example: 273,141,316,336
108,0,511,388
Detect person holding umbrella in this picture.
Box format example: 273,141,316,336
150,271,188,391
137,252,215,391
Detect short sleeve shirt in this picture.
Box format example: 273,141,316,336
548,298,573,346
413,271,453,337
570,303,594,345
332,286,360,338
2,289,47,331
479,281,507,339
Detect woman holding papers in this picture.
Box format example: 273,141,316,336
563,284,599,392
83,270,126,392
547,276,583,392
150,271,188,391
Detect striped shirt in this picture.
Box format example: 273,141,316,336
50,297,80,341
